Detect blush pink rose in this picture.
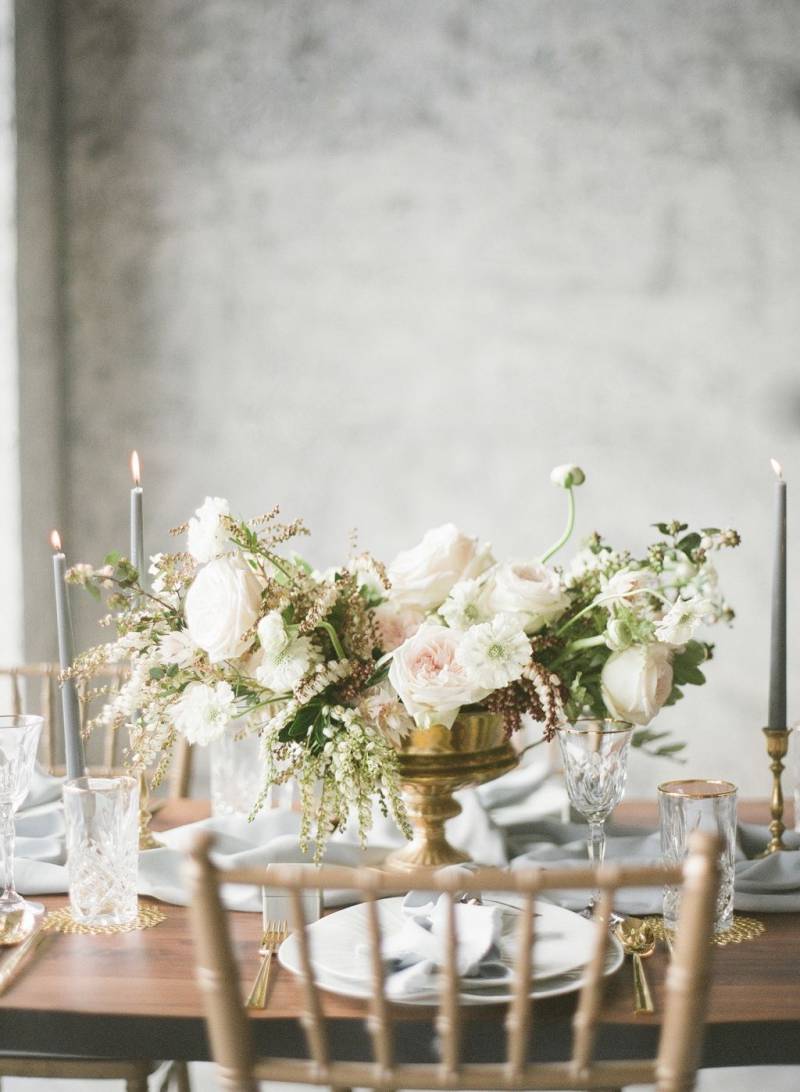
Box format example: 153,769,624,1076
388,622,488,729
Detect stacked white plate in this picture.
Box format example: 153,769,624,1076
278,896,623,1006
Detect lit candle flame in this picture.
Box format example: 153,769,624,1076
771,458,784,481
130,450,141,487
50,529,63,553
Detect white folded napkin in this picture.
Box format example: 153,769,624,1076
378,867,510,999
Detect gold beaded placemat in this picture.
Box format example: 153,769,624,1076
644,914,765,947
43,903,166,936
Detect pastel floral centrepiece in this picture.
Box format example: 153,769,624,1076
67,468,739,856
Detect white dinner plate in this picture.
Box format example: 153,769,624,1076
278,896,624,1006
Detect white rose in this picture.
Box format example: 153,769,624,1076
185,555,261,663
187,496,232,563
601,643,674,726
171,681,236,746
388,524,494,611
373,602,425,652
487,562,569,634
388,622,488,729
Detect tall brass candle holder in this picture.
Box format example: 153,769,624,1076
761,726,791,854
137,769,163,851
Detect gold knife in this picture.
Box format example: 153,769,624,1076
0,923,51,997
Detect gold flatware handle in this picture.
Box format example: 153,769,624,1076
632,952,654,1014
0,927,50,997
245,948,274,1009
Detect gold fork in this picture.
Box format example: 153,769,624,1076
245,920,288,1010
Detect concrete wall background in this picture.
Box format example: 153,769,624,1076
17,0,800,797
0,0,22,666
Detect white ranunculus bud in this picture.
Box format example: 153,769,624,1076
185,555,261,663
550,464,586,489
600,643,673,726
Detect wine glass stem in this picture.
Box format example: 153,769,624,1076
0,802,16,901
587,819,606,906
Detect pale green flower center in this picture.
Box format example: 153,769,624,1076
464,604,480,621
487,642,505,660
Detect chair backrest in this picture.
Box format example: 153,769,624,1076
0,662,192,797
186,831,720,1092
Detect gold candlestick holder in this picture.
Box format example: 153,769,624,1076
137,769,163,851
761,727,791,854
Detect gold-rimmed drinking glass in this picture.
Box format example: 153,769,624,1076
556,718,634,918
658,778,737,934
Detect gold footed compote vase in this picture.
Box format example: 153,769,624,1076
385,710,517,872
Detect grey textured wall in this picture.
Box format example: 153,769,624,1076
19,0,800,796
0,0,21,665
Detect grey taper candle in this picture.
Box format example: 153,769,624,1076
51,532,86,780
768,459,787,729
130,450,145,591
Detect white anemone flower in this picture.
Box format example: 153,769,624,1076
172,681,236,746
455,615,531,690
254,611,319,692
654,594,713,647
440,578,493,630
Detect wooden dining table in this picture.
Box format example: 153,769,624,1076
1,799,798,1070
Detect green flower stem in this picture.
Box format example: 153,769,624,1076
540,486,576,565
555,600,598,637
317,620,346,661
237,695,292,716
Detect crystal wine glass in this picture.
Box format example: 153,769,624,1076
556,718,634,919
0,714,44,922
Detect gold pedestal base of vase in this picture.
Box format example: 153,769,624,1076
385,711,517,873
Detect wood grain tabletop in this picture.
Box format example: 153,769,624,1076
0,798,797,1066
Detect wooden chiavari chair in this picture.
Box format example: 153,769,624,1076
187,831,720,1092
0,662,193,1092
